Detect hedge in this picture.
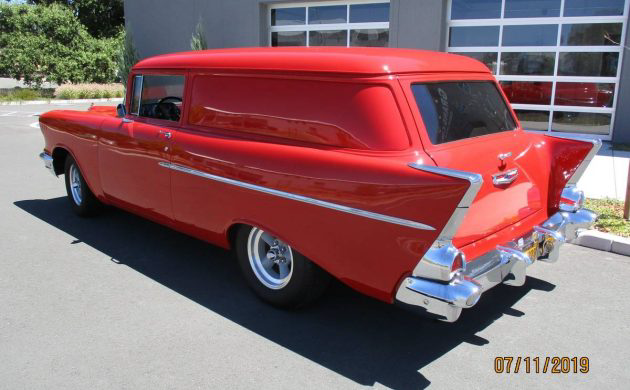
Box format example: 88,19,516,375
0,3,122,86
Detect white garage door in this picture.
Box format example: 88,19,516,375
269,1,390,47
447,0,629,140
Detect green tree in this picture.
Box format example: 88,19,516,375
27,0,124,38
117,27,138,87
0,3,121,85
190,17,208,51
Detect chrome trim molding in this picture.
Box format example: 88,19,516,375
395,204,597,322
39,152,56,176
407,164,483,281
409,164,483,209
132,75,143,116
159,162,435,231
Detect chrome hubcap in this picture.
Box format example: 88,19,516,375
69,163,83,205
247,227,293,289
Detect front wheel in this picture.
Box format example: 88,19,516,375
64,155,102,217
235,226,330,308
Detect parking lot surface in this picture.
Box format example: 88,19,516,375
1,103,630,389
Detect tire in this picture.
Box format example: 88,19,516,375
235,225,331,308
64,155,102,217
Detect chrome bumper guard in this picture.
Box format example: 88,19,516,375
395,207,596,322
39,152,55,176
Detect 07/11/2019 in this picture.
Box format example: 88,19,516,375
494,357,589,374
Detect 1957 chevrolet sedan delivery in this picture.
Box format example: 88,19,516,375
39,47,600,322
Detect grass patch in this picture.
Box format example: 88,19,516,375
0,87,53,102
584,198,630,237
55,83,124,100
0,84,123,102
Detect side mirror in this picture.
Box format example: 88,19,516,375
116,103,126,118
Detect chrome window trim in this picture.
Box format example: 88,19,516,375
132,75,143,116
159,162,435,231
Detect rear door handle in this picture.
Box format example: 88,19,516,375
158,130,172,139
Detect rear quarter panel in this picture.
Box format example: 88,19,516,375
169,131,471,302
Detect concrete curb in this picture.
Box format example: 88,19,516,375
574,230,630,256
0,98,123,106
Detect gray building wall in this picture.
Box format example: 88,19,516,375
123,0,446,59
390,0,446,50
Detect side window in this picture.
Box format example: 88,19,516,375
130,74,185,122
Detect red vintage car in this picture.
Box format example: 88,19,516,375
39,48,599,322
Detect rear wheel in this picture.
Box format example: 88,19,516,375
64,155,102,217
235,226,330,308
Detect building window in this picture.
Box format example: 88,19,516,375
447,0,629,139
269,1,390,47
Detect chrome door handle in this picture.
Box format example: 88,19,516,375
122,118,133,123
158,130,172,139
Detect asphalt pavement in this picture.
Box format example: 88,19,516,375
1,103,629,389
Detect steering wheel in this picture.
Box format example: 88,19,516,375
154,96,183,121
157,96,182,105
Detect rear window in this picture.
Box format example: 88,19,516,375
411,81,516,145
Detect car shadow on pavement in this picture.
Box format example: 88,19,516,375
15,197,556,390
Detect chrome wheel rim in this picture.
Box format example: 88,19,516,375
69,163,83,205
247,227,293,290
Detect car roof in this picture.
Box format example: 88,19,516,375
133,47,491,76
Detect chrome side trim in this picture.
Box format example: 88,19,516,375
407,164,483,280
544,135,602,185
159,162,435,231
39,152,56,176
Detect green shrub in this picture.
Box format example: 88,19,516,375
0,3,122,86
191,17,208,51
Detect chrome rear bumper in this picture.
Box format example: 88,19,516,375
395,207,596,322
39,152,55,176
